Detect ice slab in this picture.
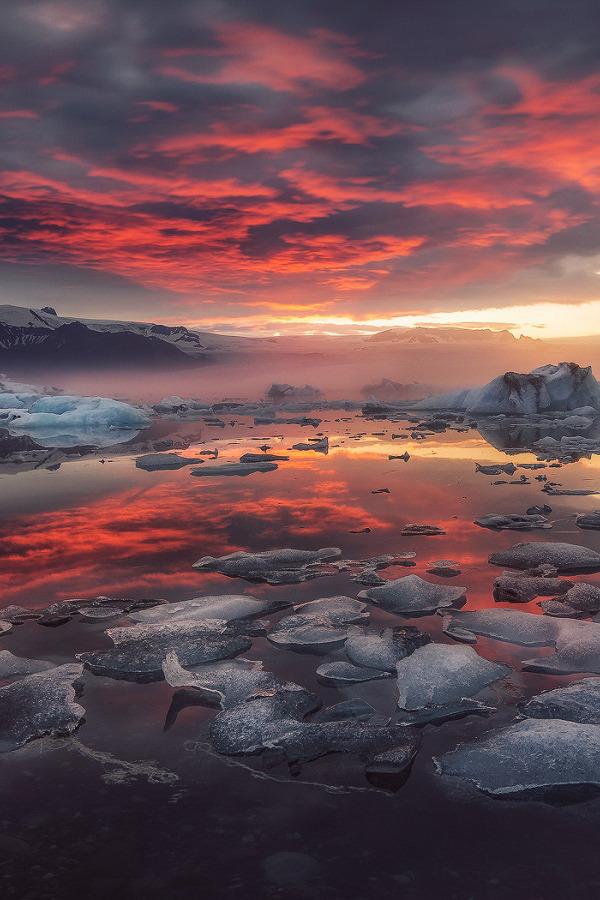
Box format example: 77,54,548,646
0,651,54,678
519,677,600,724
359,574,466,615
267,597,369,652
316,661,392,685
577,511,600,530
489,541,600,573
78,619,251,681
344,626,431,672
0,663,84,752
396,644,510,710
190,462,278,477
130,594,288,625
436,719,600,796
210,691,421,777
135,453,197,470
162,654,304,708
192,547,342,584
474,513,551,531
493,572,572,603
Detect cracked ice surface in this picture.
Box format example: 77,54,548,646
436,719,600,796
78,619,251,681
0,663,85,752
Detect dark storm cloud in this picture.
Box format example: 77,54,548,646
1,0,600,326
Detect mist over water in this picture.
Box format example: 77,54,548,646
8,332,598,405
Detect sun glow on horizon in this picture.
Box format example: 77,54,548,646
172,298,600,340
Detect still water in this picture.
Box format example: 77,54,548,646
1,413,600,899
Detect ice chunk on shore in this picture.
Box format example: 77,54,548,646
0,663,84,752
359,574,466,615
489,541,600,573
78,619,251,681
436,719,600,796
192,547,341,584
396,644,509,710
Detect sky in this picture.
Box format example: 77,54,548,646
1,0,600,337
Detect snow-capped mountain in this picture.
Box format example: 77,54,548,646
366,326,539,345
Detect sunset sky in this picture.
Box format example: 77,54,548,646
2,0,600,337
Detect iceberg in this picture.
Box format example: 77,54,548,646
413,363,600,415
0,387,150,448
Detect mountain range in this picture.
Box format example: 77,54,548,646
0,304,545,369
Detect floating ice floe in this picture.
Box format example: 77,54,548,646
538,583,600,618
426,560,462,577
209,690,421,778
493,570,572,603
238,452,289,463
0,663,85,752
441,608,600,675
401,524,446,536
35,595,166,627
0,651,54,678
344,625,431,672
359,574,466,615
130,594,289,625
162,654,304,708
78,619,251,681
396,644,510,711
474,513,551,531
518,677,600,724
476,463,517,476
436,719,600,796
1,391,150,448
488,541,600,573
316,661,392,685
291,437,329,453
192,547,342,584
190,462,278,477
576,511,600,530
267,597,369,652
135,453,197,470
